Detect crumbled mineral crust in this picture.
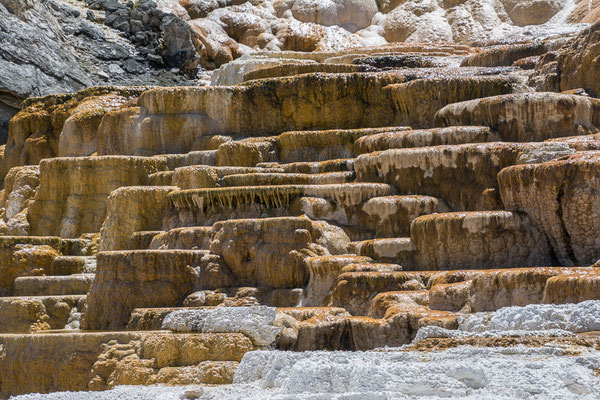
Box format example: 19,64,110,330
11,345,600,399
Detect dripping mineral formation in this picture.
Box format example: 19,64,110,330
2,0,600,398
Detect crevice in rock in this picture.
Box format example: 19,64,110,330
341,319,356,351
547,242,561,267
556,184,577,265
0,90,23,145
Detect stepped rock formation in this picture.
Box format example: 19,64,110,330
2,87,148,179
499,152,600,266
411,211,552,270
435,92,600,141
3,1,600,398
27,156,166,238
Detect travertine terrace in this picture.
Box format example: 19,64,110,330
3,0,600,398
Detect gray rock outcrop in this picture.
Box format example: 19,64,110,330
0,0,192,141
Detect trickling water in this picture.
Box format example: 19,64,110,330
64,307,81,330
82,256,97,273
548,0,577,24
512,0,588,41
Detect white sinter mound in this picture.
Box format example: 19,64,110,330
161,306,281,346
415,300,600,341
13,346,600,399
460,300,600,333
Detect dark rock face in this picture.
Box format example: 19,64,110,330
95,0,200,74
0,0,193,143
0,93,20,144
160,14,200,73
186,0,233,19
353,55,437,69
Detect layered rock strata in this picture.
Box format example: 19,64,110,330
28,156,166,238
436,93,600,142
83,250,234,330
499,151,600,266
